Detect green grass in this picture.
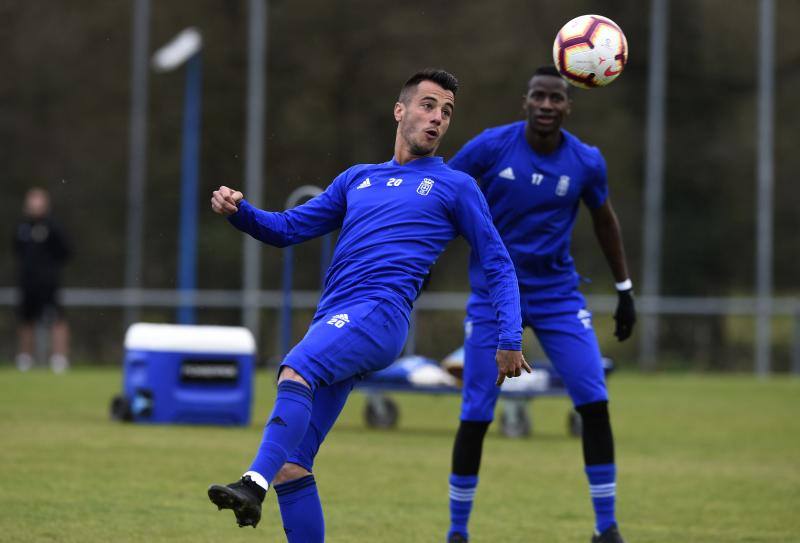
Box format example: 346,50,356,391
1,368,799,542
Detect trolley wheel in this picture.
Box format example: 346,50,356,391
500,400,531,438
567,409,582,437
110,395,133,422
365,395,399,429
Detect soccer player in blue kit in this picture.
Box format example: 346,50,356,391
444,66,636,543
206,69,530,542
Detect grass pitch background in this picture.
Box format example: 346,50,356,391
0,368,798,542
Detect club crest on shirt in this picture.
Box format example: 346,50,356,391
555,175,570,196
416,178,434,196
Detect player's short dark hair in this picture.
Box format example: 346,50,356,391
534,65,562,78
528,65,571,95
399,68,459,103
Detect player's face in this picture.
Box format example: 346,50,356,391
524,75,571,136
394,80,455,157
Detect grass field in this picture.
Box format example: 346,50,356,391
1,368,798,542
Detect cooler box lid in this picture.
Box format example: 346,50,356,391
124,323,256,355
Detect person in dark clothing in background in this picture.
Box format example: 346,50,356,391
13,187,71,373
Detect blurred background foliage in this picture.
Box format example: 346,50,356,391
1,0,798,367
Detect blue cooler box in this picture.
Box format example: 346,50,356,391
121,323,256,425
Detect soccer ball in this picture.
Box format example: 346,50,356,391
552,14,628,89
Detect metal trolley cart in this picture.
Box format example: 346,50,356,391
355,352,614,438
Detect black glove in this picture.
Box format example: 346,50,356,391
613,289,636,341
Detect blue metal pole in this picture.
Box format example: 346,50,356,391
278,186,324,361
177,54,202,324
320,234,331,283
404,307,417,356
280,246,294,358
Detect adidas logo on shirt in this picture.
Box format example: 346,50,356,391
327,314,350,328
356,178,371,189
577,309,592,329
498,167,515,180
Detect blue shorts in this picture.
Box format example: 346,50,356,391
460,291,607,422
282,298,409,470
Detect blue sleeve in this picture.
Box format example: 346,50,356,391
448,131,494,180
227,173,348,247
581,149,609,209
452,177,522,351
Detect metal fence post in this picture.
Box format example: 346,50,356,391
242,0,268,335
124,0,150,328
640,0,669,370
792,303,800,376
754,0,775,377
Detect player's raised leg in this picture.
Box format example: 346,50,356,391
209,299,408,536
264,301,406,540
208,307,355,529
208,366,314,528
273,377,355,543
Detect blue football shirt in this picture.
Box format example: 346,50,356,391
449,122,608,297
228,156,523,351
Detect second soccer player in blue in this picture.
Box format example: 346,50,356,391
444,66,636,543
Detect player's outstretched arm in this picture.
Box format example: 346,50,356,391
452,177,523,354
211,185,244,216
589,199,636,341
495,350,532,386
212,177,346,248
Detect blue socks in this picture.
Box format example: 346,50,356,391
275,475,324,543
585,463,617,533
448,473,478,540
249,380,314,484
448,466,616,537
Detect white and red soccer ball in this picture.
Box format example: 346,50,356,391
552,14,628,89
